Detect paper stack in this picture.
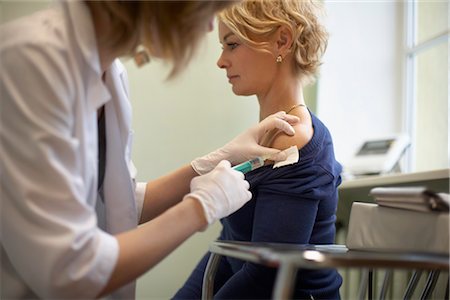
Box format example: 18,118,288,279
369,186,449,213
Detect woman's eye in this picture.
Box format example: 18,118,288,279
227,43,239,50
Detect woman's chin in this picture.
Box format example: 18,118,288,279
231,86,253,96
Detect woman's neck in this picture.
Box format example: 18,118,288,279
257,76,305,121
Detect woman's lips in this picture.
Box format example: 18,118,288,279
227,75,239,83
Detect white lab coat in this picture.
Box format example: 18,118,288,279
0,1,145,299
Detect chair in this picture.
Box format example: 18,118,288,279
201,241,449,299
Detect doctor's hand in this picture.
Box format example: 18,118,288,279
191,111,299,175
185,160,251,225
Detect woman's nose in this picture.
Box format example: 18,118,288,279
216,54,228,69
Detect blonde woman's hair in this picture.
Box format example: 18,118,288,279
218,0,328,85
88,1,233,78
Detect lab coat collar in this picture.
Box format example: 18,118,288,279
105,61,131,141
63,1,110,110
64,1,101,76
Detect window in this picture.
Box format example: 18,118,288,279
405,1,449,172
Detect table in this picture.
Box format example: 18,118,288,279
202,241,449,300
337,169,449,231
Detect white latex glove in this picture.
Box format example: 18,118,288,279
184,160,251,225
191,111,299,175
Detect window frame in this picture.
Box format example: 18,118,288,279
404,1,449,171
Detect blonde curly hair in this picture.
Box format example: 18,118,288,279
218,0,328,85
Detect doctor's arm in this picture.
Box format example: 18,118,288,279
100,159,252,297
99,195,207,297
138,164,197,223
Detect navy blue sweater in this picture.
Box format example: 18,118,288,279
174,113,342,299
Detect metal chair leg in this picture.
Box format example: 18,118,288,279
272,263,298,300
445,278,449,300
419,270,440,300
202,253,222,300
403,270,423,300
379,270,392,300
368,269,373,300
358,269,370,300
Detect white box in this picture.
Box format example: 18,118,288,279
346,202,449,255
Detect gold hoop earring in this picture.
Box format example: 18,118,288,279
276,55,283,63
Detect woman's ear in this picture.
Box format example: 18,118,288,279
276,25,293,55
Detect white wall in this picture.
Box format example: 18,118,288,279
318,1,404,167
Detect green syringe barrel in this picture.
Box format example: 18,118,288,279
232,157,265,174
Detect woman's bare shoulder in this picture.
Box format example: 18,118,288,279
260,109,313,153
270,122,314,152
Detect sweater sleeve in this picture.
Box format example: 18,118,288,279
214,174,326,297
215,152,342,298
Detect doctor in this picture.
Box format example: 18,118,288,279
0,1,299,299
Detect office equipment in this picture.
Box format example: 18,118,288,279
344,134,410,176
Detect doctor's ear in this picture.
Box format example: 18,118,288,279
276,26,293,54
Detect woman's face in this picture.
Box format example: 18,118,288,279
217,22,278,97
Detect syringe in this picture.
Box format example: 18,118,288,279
232,146,299,174
232,156,266,174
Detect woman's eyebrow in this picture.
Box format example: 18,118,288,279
222,32,235,43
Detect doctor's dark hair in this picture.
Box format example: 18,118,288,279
88,1,234,78
218,0,328,85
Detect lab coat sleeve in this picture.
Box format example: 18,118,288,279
0,44,119,298
128,152,146,221
135,182,147,221
114,60,147,221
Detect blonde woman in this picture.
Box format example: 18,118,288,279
174,0,342,299
0,1,300,299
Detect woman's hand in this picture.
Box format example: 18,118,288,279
191,111,299,175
